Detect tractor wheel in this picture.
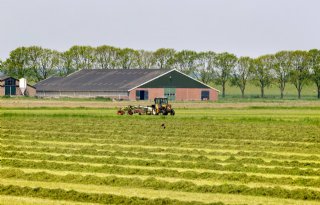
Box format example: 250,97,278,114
117,110,125,115
170,109,175,116
152,109,159,115
162,110,168,115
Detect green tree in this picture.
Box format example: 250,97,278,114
0,59,3,72
172,50,198,75
213,52,237,98
273,51,292,99
308,49,320,98
95,45,120,69
2,47,32,79
33,48,60,81
117,48,139,69
252,55,273,98
289,50,310,99
137,50,156,69
59,51,75,76
230,57,252,98
153,48,175,69
195,51,216,84
65,46,95,71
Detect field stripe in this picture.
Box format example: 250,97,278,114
1,178,320,205
2,158,319,180
0,195,100,205
1,167,320,192
2,138,320,159
2,128,319,145
2,143,320,165
1,132,319,153
4,149,320,172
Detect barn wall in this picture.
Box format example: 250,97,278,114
129,88,164,101
129,88,218,101
176,88,218,101
0,87,4,96
209,89,219,101
26,86,36,96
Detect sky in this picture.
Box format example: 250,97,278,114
0,0,319,60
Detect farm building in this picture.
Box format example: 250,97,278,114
35,69,219,101
0,74,36,96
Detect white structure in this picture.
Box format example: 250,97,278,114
19,78,27,95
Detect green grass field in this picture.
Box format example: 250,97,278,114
1,104,320,204
213,82,319,100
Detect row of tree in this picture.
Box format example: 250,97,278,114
1,45,320,99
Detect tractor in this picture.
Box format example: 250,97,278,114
151,97,175,115
117,97,175,115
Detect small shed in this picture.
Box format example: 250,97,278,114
35,69,219,101
0,74,36,97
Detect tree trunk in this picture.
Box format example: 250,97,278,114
318,87,320,99
222,82,226,98
280,83,284,99
261,87,264,98
280,86,284,99
241,88,245,98
298,89,301,99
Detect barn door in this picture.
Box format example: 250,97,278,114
201,90,210,100
164,88,176,101
5,78,16,96
136,90,149,100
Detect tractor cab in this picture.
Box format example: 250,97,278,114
152,97,175,115
154,97,168,106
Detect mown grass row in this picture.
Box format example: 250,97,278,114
0,169,320,201
2,115,320,143
0,184,217,205
2,133,320,155
2,141,320,165
2,139,320,163
2,130,320,153
3,151,320,177
2,142,320,167
3,158,320,188
2,120,320,145
2,145,320,171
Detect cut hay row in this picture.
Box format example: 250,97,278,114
2,141,320,165
3,148,320,172
0,178,320,205
2,151,320,177
2,167,320,191
2,135,320,158
2,133,320,153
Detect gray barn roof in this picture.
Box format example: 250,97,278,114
35,69,170,92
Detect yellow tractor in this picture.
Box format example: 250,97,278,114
151,97,175,115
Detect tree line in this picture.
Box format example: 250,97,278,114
0,45,320,99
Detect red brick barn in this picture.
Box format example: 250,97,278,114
35,69,219,101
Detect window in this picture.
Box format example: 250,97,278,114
5,78,16,86
201,91,210,100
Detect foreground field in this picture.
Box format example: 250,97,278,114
1,105,320,204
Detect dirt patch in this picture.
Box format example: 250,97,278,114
1,98,320,108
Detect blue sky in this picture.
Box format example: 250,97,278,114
1,0,319,59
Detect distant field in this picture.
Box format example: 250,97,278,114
213,82,318,99
1,106,320,204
